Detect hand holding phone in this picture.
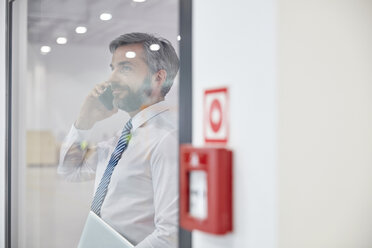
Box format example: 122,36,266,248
75,82,118,130
98,85,114,110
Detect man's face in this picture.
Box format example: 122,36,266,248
109,43,153,112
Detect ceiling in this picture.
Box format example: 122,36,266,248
27,0,179,47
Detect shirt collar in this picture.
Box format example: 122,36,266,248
131,101,169,132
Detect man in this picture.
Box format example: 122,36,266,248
58,33,179,248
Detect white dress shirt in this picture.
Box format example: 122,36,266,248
58,101,178,248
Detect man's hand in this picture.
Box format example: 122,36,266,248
75,82,118,130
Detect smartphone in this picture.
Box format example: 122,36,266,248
98,85,114,110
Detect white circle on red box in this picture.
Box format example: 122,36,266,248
204,88,228,143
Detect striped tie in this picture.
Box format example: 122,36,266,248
91,119,133,216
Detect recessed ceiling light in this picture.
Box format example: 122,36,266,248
56,37,67,44
125,51,136,58
133,0,146,2
149,44,160,51
75,26,87,34
177,35,181,41
40,46,51,54
100,13,112,21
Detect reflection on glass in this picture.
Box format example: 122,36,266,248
100,13,113,21
59,33,180,247
125,51,137,59
40,45,51,54
150,44,161,51
56,37,67,45
15,0,179,247
75,26,87,34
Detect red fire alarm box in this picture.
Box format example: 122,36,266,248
180,145,233,235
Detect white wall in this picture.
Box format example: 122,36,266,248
278,1,372,247
0,0,6,247
192,0,278,247
193,0,372,247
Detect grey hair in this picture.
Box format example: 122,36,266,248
109,33,179,97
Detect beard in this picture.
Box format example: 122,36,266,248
114,75,152,113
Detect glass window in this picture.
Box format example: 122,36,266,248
12,0,179,247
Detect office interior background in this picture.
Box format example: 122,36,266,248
1,0,372,248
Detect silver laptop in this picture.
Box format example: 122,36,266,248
78,211,134,248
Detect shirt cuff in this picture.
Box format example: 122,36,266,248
70,124,93,142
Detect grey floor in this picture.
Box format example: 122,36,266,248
24,166,94,248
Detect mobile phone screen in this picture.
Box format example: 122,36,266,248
98,86,114,110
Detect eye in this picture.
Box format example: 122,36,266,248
119,66,131,73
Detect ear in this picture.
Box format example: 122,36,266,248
149,70,167,99
153,69,167,87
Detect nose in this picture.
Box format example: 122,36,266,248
108,71,120,87
108,70,116,81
